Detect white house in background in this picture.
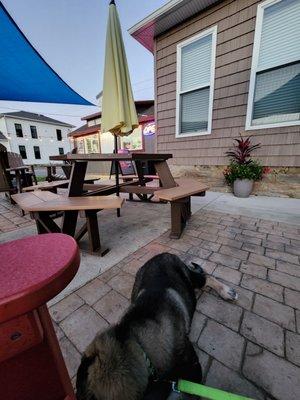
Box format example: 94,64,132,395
0,111,73,164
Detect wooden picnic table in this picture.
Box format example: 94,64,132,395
48,152,208,239
50,152,174,198
6,165,33,193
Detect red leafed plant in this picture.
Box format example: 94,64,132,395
225,136,261,165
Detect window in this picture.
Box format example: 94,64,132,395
246,0,300,129
84,134,100,153
30,125,38,139
19,145,27,159
56,129,62,141
58,147,64,155
33,146,41,159
176,26,217,137
15,123,23,137
120,126,143,150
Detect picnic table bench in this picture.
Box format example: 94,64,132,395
155,178,209,238
12,191,124,255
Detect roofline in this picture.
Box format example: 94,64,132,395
82,100,154,121
0,113,74,128
128,0,183,36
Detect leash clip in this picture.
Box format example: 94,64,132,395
172,381,180,394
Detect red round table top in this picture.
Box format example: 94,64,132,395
0,233,80,323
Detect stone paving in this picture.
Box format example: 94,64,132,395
48,210,300,400
1,194,300,399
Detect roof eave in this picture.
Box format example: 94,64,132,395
1,113,74,128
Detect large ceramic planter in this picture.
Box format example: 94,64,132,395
233,179,254,198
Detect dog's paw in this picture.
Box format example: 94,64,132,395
220,286,238,301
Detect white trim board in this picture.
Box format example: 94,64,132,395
176,26,217,138
245,0,300,130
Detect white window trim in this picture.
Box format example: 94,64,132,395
245,0,300,130
176,26,217,138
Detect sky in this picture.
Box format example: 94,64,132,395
0,0,166,128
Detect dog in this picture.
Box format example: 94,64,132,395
76,253,237,400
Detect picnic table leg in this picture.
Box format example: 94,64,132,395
135,160,148,201
170,197,191,239
34,212,61,234
62,161,89,236
85,210,109,256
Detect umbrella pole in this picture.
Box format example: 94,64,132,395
114,134,121,217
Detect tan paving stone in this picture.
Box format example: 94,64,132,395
188,246,212,259
206,360,264,399
240,262,267,279
216,236,243,249
285,288,300,310
243,344,300,400
189,311,207,343
262,239,285,251
198,320,245,371
107,272,135,299
98,265,121,283
60,305,108,353
241,274,283,302
296,310,300,333
59,336,82,378
236,234,262,245
93,290,129,324
76,278,111,305
269,270,300,291
266,249,299,265
248,253,276,268
50,293,84,323
209,252,241,269
219,245,249,261
121,259,143,276
241,311,284,356
253,294,295,331
197,292,242,331
213,265,242,285
194,348,210,379
241,242,265,255
267,234,290,244
285,245,300,256
276,260,300,278
286,331,300,367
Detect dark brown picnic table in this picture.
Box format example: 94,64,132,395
49,152,174,198
49,152,208,239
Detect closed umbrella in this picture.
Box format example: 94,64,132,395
101,0,138,214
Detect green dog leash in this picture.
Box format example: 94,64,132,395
176,379,254,400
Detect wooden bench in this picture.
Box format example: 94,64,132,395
155,179,209,239
22,179,70,192
11,191,124,255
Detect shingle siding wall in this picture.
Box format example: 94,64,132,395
154,0,300,167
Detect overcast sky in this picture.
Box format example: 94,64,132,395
0,0,166,127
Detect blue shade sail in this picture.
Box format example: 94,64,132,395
0,2,93,105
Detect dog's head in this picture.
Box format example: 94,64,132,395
76,328,149,400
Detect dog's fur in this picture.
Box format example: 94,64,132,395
76,253,237,400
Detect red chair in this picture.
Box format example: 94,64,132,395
0,233,80,400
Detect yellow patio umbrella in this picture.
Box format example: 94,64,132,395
101,0,138,139
101,0,139,215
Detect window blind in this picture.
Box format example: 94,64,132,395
253,62,300,124
180,88,210,133
181,34,212,92
258,0,300,72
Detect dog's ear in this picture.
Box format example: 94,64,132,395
190,262,204,274
76,355,96,400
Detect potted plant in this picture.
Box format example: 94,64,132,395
223,136,269,198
